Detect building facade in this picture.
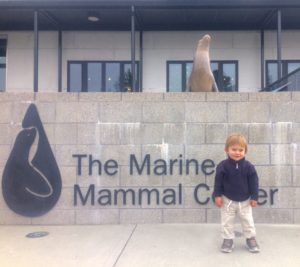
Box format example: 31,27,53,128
1,1,300,225
2,30,300,93
1,0,300,93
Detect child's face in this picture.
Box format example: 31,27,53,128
225,144,246,161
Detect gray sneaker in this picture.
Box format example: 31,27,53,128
246,237,260,253
221,239,234,253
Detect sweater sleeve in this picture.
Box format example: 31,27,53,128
248,164,259,201
213,163,224,198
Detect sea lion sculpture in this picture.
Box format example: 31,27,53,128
187,34,218,92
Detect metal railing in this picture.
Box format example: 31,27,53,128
262,67,300,92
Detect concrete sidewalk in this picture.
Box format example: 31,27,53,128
0,224,299,267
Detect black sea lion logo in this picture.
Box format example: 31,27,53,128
2,104,61,217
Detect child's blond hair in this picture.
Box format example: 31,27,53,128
225,133,248,153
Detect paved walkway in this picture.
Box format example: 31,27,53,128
0,224,299,267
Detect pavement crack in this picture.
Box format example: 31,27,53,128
113,224,137,267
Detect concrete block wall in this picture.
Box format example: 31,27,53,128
0,92,300,225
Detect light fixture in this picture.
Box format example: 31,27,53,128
87,12,99,22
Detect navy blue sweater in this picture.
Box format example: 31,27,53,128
213,157,259,202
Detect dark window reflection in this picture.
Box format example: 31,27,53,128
169,64,182,92
69,64,82,92
88,63,102,92
106,63,120,92
223,63,236,92
0,39,7,92
266,63,278,86
68,61,139,92
123,64,138,92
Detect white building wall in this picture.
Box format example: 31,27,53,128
2,30,300,92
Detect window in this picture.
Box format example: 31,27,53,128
266,60,300,86
167,61,238,92
0,39,7,92
68,61,139,92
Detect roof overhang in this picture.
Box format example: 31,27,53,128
0,0,300,31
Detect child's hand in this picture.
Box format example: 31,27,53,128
250,200,257,207
215,197,223,208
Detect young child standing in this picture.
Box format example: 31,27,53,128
213,133,260,253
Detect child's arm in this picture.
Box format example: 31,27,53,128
248,164,259,207
213,164,223,207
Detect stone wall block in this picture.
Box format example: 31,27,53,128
207,92,248,102
271,102,293,122
292,92,300,101
271,144,295,165
56,102,78,123
228,102,270,123
122,92,164,102
164,92,206,102
77,124,99,145
60,166,77,187
140,123,164,144
77,102,99,123
120,123,141,145
185,123,206,145
206,124,228,144
249,123,272,144
163,209,206,223
293,188,300,208
206,209,221,223
100,102,142,123
249,92,291,102
247,145,270,165
185,102,227,123
272,122,292,144
186,145,226,165
120,209,163,224
0,124,12,144
0,210,31,225
292,123,300,143
227,123,249,138
293,102,300,122
293,166,300,186
256,166,292,187
55,124,77,145
143,102,185,123
253,209,293,223
99,123,122,145
32,210,75,225
0,145,11,166
294,209,300,223
76,209,119,224
79,92,121,102
163,123,185,144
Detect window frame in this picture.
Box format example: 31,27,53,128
166,60,239,92
266,60,300,86
0,39,7,92
67,60,139,92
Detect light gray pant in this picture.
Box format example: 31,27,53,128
221,196,256,239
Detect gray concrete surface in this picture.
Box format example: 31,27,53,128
0,224,299,267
